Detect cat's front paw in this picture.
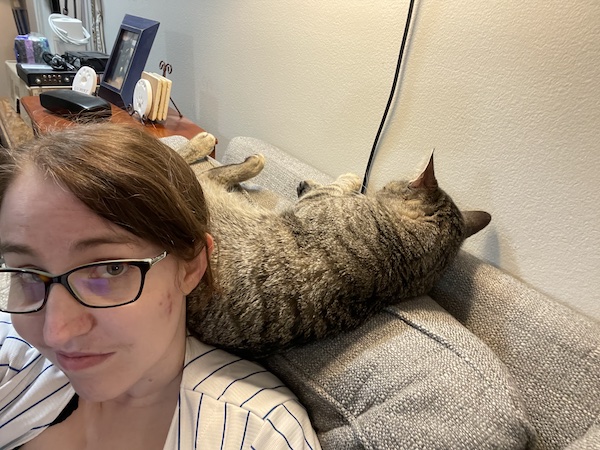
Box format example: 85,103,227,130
336,173,363,193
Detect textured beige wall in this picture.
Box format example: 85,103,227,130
101,1,600,320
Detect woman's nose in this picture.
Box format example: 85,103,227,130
42,284,94,348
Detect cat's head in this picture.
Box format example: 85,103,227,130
377,154,491,239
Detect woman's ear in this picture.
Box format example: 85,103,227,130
179,233,214,295
205,233,214,257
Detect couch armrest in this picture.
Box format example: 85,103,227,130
430,251,600,448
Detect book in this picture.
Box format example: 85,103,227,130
140,71,162,121
156,74,172,121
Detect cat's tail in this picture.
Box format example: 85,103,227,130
462,210,492,238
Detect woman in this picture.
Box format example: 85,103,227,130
0,124,320,449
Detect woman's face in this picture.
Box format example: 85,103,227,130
0,166,205,402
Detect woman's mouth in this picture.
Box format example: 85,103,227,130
56,351,114,372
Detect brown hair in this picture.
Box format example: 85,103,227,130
0,123,213,290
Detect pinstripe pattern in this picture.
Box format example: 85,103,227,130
0,312,74,449
164,336,320,449
0,314,320,449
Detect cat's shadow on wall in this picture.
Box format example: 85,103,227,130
476,225,521,279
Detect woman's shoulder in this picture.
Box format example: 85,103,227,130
1,312,43,377
182,335,300,417
1,311,13,340
0,312,74,449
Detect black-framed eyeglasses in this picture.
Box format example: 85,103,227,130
0,251,168,314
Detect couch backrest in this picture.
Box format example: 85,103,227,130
222,136,334,206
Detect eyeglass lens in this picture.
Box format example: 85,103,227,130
0,262,143,313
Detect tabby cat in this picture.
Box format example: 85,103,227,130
179,133,491,358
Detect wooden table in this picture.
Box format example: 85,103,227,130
20,95,209,143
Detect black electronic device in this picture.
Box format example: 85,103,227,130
39,90,112,119
16,63,77,87
65,51,110,72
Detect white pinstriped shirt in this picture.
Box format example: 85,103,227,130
0,313,321,449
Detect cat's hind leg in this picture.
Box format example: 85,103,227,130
177,132,217,163
297,173,362,200
199,154,265,189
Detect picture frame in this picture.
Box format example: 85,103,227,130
98,15,159,108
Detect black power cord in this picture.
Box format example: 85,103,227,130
361,0,416,194
42,51,76,71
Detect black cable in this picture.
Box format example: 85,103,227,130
50,0,61,14
361,0,416,194
42,51,76,71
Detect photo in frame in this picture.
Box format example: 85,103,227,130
98,15,159,109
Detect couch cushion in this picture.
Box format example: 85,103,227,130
263,295,537,449
431,251,600,449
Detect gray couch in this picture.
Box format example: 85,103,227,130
168,135,600,450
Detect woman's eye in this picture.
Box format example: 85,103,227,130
19,272,45,283
94,263,130,278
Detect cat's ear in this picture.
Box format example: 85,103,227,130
409,154,438,189
462,210,492,238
